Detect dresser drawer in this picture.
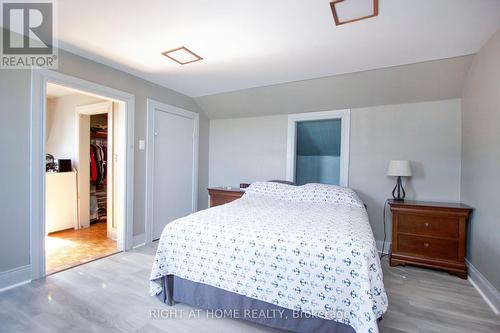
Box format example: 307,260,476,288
397,234,458,261
398,214,459,238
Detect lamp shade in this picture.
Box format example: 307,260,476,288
387,160,412,177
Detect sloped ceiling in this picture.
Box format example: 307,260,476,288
195,55,474,119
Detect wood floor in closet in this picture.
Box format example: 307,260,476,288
45,222,118,275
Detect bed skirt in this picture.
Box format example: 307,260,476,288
156,275,355,333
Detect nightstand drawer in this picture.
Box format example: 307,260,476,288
398,214,459,238
211,195,239,207
208,188,245,207
397,234,458,261
389,200,472,279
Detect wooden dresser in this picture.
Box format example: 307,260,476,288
388,200,473,279
208,187,245,207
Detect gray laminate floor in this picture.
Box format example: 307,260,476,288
0,244,498,333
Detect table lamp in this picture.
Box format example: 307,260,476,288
387,160,412,201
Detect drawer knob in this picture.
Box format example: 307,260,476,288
424,222,430,227
424,242,430,248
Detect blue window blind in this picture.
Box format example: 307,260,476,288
295,119,341,185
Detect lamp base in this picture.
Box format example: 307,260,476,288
391,176,406,201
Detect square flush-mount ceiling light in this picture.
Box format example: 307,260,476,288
330,0,378,26
161,46,203,65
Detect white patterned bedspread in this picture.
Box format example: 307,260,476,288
150,183,388,333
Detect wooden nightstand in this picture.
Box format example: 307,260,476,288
208,187,245,207
388,200,473,279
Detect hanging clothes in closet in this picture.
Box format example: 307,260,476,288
90,124,108,222
90,146,97,182
90,141,107,188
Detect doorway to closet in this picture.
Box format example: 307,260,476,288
44,83,120,274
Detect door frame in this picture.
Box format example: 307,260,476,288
286,109,351,187
30,69,135,279
145,98,199,244
75,101,116,240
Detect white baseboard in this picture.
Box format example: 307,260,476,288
0,265,31,293
132,233,146,248
376,240,392,255
466,259,500,315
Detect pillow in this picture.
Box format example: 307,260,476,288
290,183,364,208
243,181,297,200
244,182,364,208
268,180,296,186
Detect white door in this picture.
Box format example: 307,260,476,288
152,109,197,240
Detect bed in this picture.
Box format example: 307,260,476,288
150,182,388,333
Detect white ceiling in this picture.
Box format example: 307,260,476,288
55,0,500,97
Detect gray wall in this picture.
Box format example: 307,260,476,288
0,48,209,273
208,99,462,242
209,115,288,188
0,70,32,272
350,100,462,242
196,56,472,119
461,30,500,290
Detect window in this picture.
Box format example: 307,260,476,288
286,110,350,187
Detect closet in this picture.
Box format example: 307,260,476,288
90,114,108,223
45,85,119,276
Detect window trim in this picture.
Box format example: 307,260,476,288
286,109,351,187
